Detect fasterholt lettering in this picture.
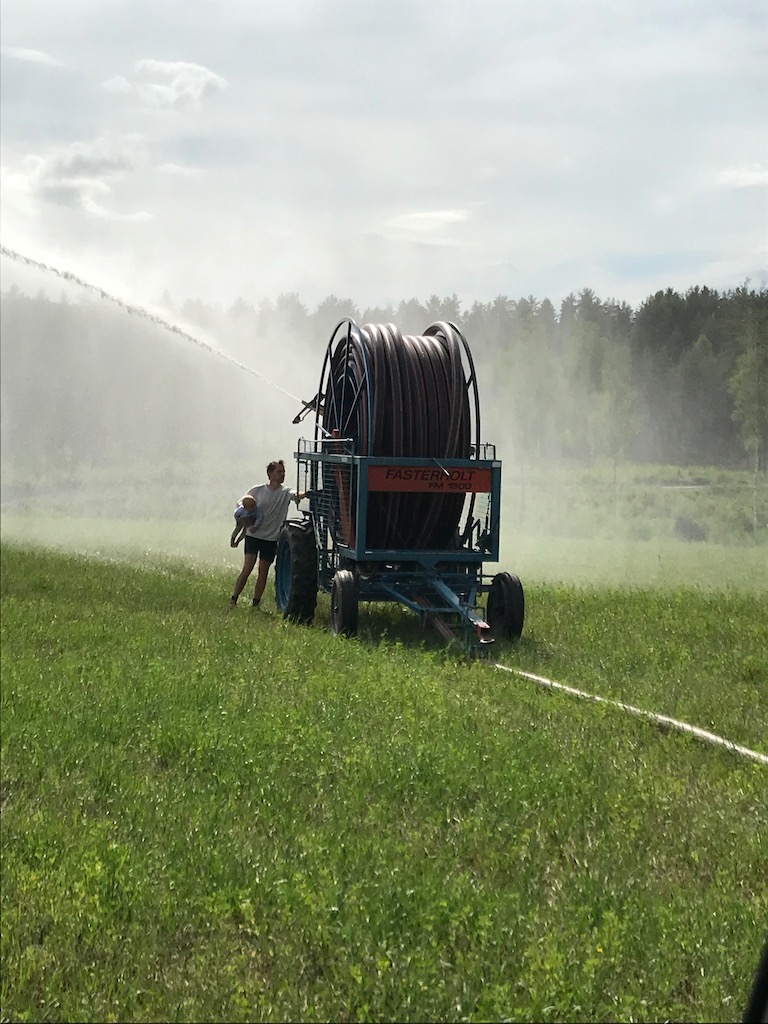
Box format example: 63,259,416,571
370,464,492,493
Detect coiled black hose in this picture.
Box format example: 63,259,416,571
318,320,481,551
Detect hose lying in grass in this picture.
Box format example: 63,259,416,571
495,665,768,767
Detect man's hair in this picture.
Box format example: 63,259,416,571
266,459,285,476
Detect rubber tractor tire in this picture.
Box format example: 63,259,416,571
486,571,525,640
330,569,358,637
275,520,318,624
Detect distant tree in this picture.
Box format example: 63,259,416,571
515,295,540,326
487,295,515,351
313,295,360,332
537,298,559,350
729,294,768,529
604,299,633,341
683,285,721,344
599,337,641,473
180,298,223,332
361,303,396,325
494,300,561,474
674,333,734,464
424,293,462,326
461,300,489,344
559,293,578,338
575,287,603,326
274,292,310,336
227,297,257,322
396,298,428,333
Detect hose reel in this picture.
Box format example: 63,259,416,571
314,319,483,551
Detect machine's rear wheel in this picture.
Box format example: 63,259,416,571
487,572,524,640
330,569,358,637
275,521,318,624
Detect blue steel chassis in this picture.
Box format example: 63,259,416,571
294,437,503,651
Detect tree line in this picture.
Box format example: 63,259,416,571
1,281,766,486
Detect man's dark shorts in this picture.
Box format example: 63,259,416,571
244,536,277,562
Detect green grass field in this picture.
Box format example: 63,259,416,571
2,539,766,1022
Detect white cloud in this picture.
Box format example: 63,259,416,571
23,136,153,221
157,163,204,177
1,46,64,67
101,75,132,96
103,59,227,110
715,164,768,188
385,211,470,234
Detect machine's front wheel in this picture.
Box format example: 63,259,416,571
330,569,358,637
487,572,524,640
275,521,318,624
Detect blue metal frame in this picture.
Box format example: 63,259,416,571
293,439,502,647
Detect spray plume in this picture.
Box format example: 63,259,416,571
0,245,303,405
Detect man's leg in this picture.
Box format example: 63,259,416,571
231,553,257,604
252,555,273,604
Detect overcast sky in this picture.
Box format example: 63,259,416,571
1,0,766,313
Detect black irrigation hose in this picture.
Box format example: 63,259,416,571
318,320,480,551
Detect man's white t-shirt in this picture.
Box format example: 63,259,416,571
245,484,299,542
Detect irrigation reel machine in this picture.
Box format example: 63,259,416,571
275,318,524,655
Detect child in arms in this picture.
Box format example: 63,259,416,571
230,494,263,547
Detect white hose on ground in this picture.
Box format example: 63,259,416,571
494,664,768,767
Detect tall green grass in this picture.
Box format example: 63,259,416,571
2,543,766,1022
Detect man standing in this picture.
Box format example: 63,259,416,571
229,459,306,609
